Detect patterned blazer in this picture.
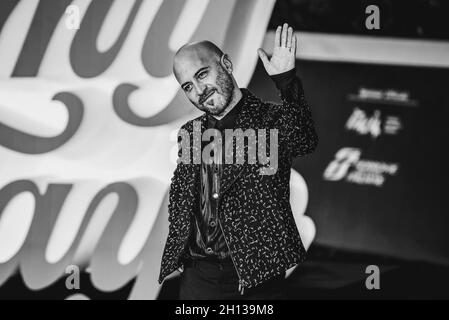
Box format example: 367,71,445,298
158,75,318,293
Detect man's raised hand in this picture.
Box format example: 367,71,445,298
257,23,297,76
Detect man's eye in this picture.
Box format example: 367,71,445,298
198,71,207,79
183,84,192,92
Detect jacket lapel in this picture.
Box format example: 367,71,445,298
193,113,207,194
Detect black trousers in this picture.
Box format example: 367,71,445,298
179,258,286,300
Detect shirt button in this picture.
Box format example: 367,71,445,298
206,247,213,254
210,220,216,227
212,192,219,199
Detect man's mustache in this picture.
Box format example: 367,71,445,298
199,89,216,105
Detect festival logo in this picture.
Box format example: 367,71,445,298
345,107,403,138
323,147,399,187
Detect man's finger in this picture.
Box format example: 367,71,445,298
286,26,293,48
281,23,288,47
291,34,297,54
257,48,270,66
275,26,281,47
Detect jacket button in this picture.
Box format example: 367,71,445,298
206,247,213,254
209,220,216,227
212,193,219,199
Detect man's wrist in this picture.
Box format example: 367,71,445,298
270,67,297,91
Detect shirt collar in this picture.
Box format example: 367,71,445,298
206,89,247,130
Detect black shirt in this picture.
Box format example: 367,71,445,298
187,90,246,261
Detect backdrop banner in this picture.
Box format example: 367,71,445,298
0,0,276,299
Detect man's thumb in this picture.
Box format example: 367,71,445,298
257,48,269,66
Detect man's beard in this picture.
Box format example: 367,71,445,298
197,67,234,116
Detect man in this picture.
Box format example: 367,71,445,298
158,23,318,299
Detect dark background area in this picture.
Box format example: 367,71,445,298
269,0,449,40
250,59,449,266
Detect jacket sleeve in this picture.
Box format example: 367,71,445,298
269,68,318,158
158,125,195,284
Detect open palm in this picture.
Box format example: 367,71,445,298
258,23,297,76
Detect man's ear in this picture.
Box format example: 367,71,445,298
220,54,233,74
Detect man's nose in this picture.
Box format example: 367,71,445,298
193,81,206,96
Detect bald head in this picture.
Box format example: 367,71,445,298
172,40,241,117
173,41,224,81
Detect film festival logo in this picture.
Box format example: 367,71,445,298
323,147,399,187
344,87,411,139
177,121,279,175
345,107,403,139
